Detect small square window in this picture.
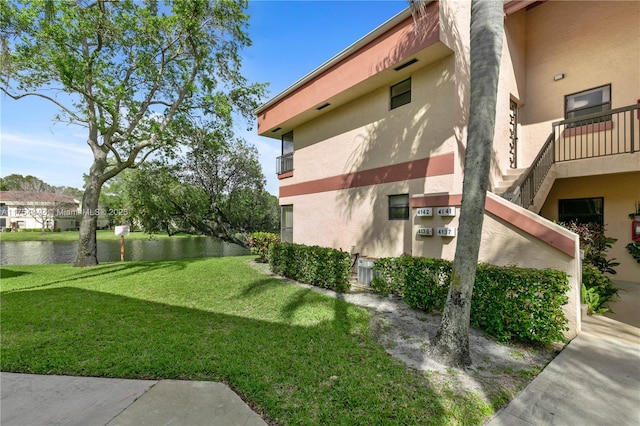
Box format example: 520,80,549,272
390,78,411,110
389,194,409,220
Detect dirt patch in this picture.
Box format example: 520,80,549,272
249,260,561,404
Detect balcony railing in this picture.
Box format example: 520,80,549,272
553,103,638,162
510,103,639,209
276,152,294,175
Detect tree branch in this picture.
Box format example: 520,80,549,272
0,88,87,123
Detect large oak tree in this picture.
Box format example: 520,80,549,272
1,0,265,266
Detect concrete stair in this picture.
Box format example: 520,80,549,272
493,168,527,198
492,166,558,213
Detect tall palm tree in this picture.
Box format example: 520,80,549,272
413,0,504,367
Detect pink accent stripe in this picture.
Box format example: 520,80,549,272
411,192,576,257
485,197,576,257
279,153,454,198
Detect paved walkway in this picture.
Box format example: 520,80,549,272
0,374,267,426
488,280,640,426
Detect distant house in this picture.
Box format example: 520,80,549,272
256,1,640,338
0,191,88,231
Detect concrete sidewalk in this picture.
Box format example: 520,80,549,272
488,311,640,426
0,373,267,426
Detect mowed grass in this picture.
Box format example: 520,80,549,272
0,229,193,242
0,257,493,425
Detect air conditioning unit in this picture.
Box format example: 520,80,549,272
357,258,375,284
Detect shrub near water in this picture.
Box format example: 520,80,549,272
372,257,569,344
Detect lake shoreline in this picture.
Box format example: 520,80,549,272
1,236,248,265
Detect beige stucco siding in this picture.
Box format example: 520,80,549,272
540,171,640,283
281,179,441,258
281,56,458,191
519,1,640,166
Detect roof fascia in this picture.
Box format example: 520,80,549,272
254,5,425,115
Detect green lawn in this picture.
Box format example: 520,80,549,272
0,257,494,425
0,229,193,242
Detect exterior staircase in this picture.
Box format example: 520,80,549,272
493,168,527,200
495,102,639,212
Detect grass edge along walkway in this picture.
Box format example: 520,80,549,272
0,256,495,425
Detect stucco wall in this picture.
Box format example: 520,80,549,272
540,171,640,283
491,6,527,185
281,56,457,189
519,1,640,166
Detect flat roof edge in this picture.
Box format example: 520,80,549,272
254,5,424,115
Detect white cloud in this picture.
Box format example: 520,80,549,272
1,129,92,188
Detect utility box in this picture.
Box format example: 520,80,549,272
357,258,375,284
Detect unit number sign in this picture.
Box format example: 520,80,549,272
417,227,433,236
416,208,433,217
436,227,456,237
437,207,456,217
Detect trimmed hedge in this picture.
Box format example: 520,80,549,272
372,256,569,344
269,242,352,293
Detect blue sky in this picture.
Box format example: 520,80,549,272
0,0,409,195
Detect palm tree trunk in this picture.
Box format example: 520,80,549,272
432,0,504,367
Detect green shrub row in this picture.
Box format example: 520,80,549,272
371,256,569,344
247,232,280,263
269,242,352,293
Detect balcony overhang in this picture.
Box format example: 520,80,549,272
256,1,452,139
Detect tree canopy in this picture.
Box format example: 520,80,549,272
1,0,266,265
125,134,279,246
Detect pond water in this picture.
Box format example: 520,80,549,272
0,237,249,265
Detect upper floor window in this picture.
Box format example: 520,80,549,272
282,131,294,156
390,78,411,110
565,84,611,122
388,194,409,220
277,131,294,175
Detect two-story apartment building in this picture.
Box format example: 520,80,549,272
0,191,81,231
256,1,640,337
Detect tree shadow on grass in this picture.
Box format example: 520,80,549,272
0,285,491,425
0,268,31,279
0,258,209,293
